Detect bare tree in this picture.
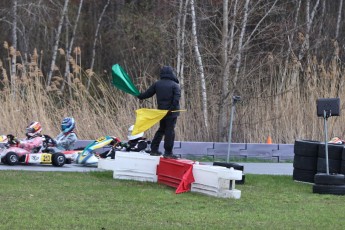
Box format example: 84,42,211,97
190,0,209,133
11,0,17,92
298,0,320,60
62,0,84,96
87,0,110,90
336,0,343,40
176,0,189,110
47,0,70,86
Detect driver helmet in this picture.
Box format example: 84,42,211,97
61,117,75,133
127,125,144,141
26,121,42,137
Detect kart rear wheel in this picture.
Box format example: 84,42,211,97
6,152,19,165
52,153,65,167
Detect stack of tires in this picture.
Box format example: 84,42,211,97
317,143,342,174
313,173,345,195
313,145,345,195
293,140,319,183
340,149,345,174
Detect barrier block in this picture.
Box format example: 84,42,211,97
97,158,116,171
157,158,194,188
213,162,245,184
191,164,242,199
272,144,294,162
191,184,241,199
207,143,246,159
172,142,214,158
113,151,160,182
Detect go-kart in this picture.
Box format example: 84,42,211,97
75,136,121,166
0,134,66,167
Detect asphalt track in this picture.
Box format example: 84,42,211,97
0,162,293,175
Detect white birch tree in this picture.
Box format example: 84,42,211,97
190,0,209,132
62,0,84,95
11,0,17,92
47,0,69,86
87,0,110,90
298,0,320,60
335,0,343,40
176,0,189,110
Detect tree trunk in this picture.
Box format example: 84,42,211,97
11,0,17,92
298,0,320,60
336,0,343,39
176,0,189,110
233,0,250,90
218,0,230,141
87,0,110,90
47,0,70,86
62,0,84,97
190,0,209,134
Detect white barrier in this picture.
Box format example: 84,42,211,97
191,164,242,199
113,151,160,182
97,158,116,171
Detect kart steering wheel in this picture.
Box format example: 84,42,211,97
42,135,57,148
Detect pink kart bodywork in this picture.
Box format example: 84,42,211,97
0,137,66,167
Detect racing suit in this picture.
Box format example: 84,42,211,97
55,131,78,150
18,136,43,152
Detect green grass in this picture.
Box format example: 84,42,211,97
0,171,345,230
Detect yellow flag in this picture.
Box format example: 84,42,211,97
132,108,169,135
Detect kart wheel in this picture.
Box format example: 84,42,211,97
6,152,19,165
52,153,66,167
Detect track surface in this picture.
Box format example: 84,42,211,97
0,162,293,175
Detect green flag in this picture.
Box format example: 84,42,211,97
111,64,140,96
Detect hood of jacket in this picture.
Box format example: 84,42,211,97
160,66,179,84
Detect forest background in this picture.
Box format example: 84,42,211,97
0,0,344,144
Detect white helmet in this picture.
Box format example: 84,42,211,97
127,125,144,141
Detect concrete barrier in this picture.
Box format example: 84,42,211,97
73,140,294,162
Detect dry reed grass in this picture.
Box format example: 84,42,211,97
1,44,345,143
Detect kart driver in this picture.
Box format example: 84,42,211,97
14,121,44,152
55,117,78,151
120,125,150,152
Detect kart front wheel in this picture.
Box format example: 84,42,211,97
6,152,19,165
52,153,66,167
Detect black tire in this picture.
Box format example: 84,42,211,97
318,143,343,160
5,152,19,165
52,153,65,167
341,161,345,174
294,140,319,157
317,157,341,174
314,173,345,185
313,184,345,195
342,149,345,160
293,168,316,183
213,162,245,184
293,155,317,171
213,162,244,171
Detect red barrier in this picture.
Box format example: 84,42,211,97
157,158,194,189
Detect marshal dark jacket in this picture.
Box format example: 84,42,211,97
138,66,181,118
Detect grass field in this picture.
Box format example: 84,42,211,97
0,171,344,230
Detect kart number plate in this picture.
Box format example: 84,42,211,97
41,153,52,163
96,136,106,143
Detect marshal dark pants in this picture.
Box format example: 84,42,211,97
150,117,177,155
